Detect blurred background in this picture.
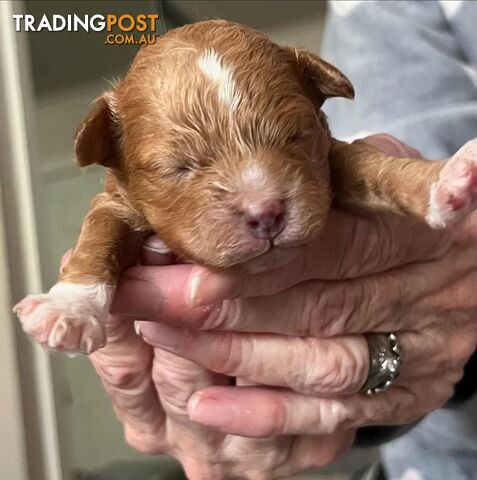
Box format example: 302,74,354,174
0,1,376,479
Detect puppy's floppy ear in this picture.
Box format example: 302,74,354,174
286,48,355,108
74,93,119,168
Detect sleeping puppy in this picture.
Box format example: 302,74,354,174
14,20,477,354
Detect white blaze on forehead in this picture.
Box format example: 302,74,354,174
197,49,241,109
241,163,268,188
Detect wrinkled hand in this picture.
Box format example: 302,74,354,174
133,211,476,434
85,241,353,480
88,135,477,479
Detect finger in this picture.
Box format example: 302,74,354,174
129,230,477,338
393,322,477,386
89,314,166,454
89,232,473,336
187,382,451,437
150,348,232,478
224,430,355,477
152,348,230,420
111,212,453,323
282,430,355,472
183,209,453,306
110,264,218,322
139,323,369,395
139,323,457,394
223,242,477,337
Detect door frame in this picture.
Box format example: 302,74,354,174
0,2,62,479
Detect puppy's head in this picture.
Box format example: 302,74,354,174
75,21,353,268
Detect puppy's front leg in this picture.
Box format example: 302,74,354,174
329,138,477,227
14,191,139,354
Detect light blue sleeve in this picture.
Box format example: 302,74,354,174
321,3,477,479
321,0,477,159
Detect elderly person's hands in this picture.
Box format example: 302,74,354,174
87,135,477,479
134,208,476,433
86,243,354,479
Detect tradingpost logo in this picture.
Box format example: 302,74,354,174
13,14,160,45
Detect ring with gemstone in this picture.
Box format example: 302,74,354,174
362,333,403,395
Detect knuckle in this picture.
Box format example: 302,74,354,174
438,386,456,408
151,357,197,410
304,340,365,395
315,400,353,434
445,332,477,370
330,402,353,431
124,425,165,455
427,384,454,412
209,332,245,375
95,362,144,390
151,362,181,398
448,367,465,386
458,336,477,363
307,283,360,337
205,298,241,331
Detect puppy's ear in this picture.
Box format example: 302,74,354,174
74,93,119,168
286,48,354,108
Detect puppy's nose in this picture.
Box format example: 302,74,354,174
243,200,285,240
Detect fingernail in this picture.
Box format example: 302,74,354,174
138,322,188,352
142,236,172,254
189,270,203,306
134,321,141,336
188,391,230,429
188,269,230,307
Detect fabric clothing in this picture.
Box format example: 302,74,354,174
321,1,477,479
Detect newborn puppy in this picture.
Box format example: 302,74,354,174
15,20,477,353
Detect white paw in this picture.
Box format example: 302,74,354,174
426,138,477,228
14,282,112,354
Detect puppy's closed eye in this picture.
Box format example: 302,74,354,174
163,159,195,179
174,164,194,177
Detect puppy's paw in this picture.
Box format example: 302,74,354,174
426,139,477,228
14,282,112,354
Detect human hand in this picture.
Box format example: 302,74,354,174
81,237,353,480
88,134,477,479
126,134,476,437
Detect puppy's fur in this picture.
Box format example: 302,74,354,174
15,21,477,353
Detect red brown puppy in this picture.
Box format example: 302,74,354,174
14,20,477,353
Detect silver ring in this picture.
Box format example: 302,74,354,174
362,333,403,395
